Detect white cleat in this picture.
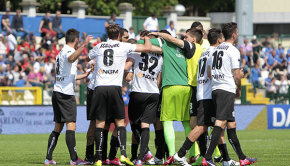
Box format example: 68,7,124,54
223,159,240,166
145,157,155,165
173,153,190,166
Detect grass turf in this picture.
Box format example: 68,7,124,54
0,130,289,165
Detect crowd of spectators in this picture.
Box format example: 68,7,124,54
239,36,290,103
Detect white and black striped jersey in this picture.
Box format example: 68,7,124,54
128,52,163,94
53,44,77,95
208,42,240,94
197,46,214,101
89,39,136,88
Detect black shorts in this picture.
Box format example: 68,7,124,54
197,99,215,126
212,89,235,122
52,91,77,123
190,86,198,116
86,88,94,120
128,92,159,124
89,86,125,121
156,91,162,118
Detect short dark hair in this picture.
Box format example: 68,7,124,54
106,24,120,40
207,28,222,45
222,22,237,41
140,30,150,37
120,28,128,38
159,30,171,35
65,28,79,43
127,39,137,44
191,22,203,31
186,29,203,44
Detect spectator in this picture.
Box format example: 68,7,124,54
275,44,284,56
5,55,15,68
11,8,29,40
240,38,253,65
38,11,57,38
104,13,116,27
266,77,277,100
279,75,288,94
27,66,42,86
262,36,271,47
122,85,130,105
264,50,277,70
11,65,22,85
93,37,102,46
0,34,7,56
15,75,26,88
251,36,262,64
251,64,261,95
0,54,6,69
7,31,17,55
52,10,65,39
166,21,176,37
0,65,7,85
128,27,135,39
143,13,159,32
275,53,287,74
262,43,273,58
41,33,53,50
1,9,11,33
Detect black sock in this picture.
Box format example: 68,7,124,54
131,124,141,143
85,144,94,160
117,126,127,157
204,126,223,161
177,137,194,158
108,135,119,160
197,131,208,157
66,130,78,161
137,128,150,160
46,131,60,160
227,128,246,160
131,144,138,160
155,130,165,159
165,142,169,158
218,144,230,161
101,129,109,161
94,128,103,161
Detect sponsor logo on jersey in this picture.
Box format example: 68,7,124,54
212,74,225,79
198,78,210,84
176,47,184,58
99,69,119,74
137,72,143,78
137,72,156,81
55,76,64,82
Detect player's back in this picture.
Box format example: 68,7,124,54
54,44,77,95
196,46,214,101
209,42,240,94
130,52,163,93
89,39,136,87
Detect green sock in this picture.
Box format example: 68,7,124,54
209,126,221,157
163,121,175,156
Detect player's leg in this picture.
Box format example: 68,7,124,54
136,122,150,165
85,120,95,163
130,122,141,162
101,122,110,163
94,120,106,165
108,126,122,165
154,117,166,164
227,121,257,166
65,122,79,163
45,122,63,165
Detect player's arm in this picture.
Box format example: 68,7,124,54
104,21,109,28
76,69,91,80
68,35,93,63
157,72,162,88
233,68,242,97
2,18,10,31
124,57,134,71
38,20,44,32
150,32,183,48
151,45,163,54
125,72,134,82
135,36,152,53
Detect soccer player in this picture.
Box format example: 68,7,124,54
88,24,152,166
171,28,239,166
125,36,163,166
201,22,257,166
44,28,92,165
148,28,203,165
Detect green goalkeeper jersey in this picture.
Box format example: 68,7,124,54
137,38,188,88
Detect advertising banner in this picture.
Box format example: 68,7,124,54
267,105,290,129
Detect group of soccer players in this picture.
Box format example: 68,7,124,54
43,21,258,166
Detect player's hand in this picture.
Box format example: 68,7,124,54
235,89,241,98
84,35,93,46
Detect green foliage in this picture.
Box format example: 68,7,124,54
37,0,63,12
85,0,119,16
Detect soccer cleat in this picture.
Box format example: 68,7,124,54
202,158,217,166
120,155,134,166
214,156,223,163
94,160,102,166
239,157,257,166
136,160,143,166
145,157,155,165
44,159,57,165
143,151,154,162
84,157,94,165
192,156,203,166
70,158,91,165
154,157,164,165
189,156,196,164
163,156,174,165
110,158,122,165
223,159,240,166
103,158,111,165
173,153,190,166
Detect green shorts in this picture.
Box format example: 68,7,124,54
160,85,192,121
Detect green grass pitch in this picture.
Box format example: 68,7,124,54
0,130,289,165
